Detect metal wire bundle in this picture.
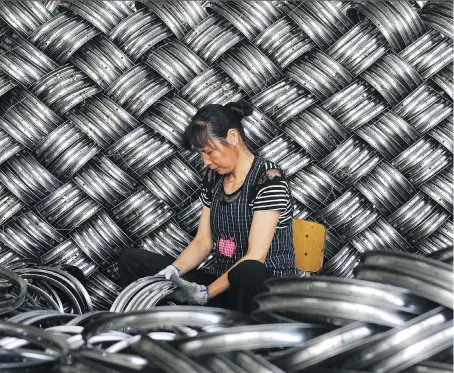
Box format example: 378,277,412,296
0,0,451,295
0,250,451,372
0,1,452,371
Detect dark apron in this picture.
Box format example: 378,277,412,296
201,156,297,278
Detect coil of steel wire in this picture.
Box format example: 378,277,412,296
0,250,452,372
0,1,452,371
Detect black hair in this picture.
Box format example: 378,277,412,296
182,99,253,151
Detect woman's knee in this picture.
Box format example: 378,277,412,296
118,248,141,271
228,260,269,286
119,249,174,275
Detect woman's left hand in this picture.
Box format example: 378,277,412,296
169,275,209,305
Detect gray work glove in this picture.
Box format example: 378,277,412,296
168,274,209,306
157,264,180,280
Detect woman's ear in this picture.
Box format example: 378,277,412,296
226,129,239,146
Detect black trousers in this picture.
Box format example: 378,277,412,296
118,248,269,314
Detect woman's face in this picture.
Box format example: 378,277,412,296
199,134,239,175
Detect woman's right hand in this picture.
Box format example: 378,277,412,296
157,264,180,279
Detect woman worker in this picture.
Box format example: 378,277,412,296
119,100,297,314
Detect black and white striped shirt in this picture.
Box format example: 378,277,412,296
249,161,293,227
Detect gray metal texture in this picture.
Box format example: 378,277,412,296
0,258,453,372
0,1,451,302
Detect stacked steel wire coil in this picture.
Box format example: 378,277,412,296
0,250,452,372
0,0,452,371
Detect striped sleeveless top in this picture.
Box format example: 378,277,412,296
199,155,297,278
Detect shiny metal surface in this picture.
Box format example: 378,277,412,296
0,87,63,148
70,36,133,91
367,320,453,373
40,240,95,278
110,276,174,312
0,1,53,38
417,219,452,255
175,323,328,356
327,19,388,76
0,267,26,315
270,322,381,372
429,116,452,152
388,191,451,245
322,79,387,133
426,247,453,263
350,218,413,254
109,9,171,62
106,126,175,175
141,96,196,147
282,1,353,50
0,2,450,371
360,251,453,290
254,292,413,327
264,276,434,315
0,150,62,206
85,272,121,311
362,53,424,106
404,361,454,373
73,155,138,209
315,188,380,239
355,158,415,213
0,211,64,258
286,50,354,101
60,0,134,34
317,136,382,186
84,306,252,339
35,181,102,230
104,63,172,117
354,265,453,309
394,82,452,134
255,18,316,70
285,105,349,162
231,350,286,373
133,335,210,373
290,164,343,211
420,167,452,213
258,134,312,177
66,93,140,149
319,244,360,278
354,1,425,52
241,108,280,151
356,111,420,161
432,64,453,99
392,136,453,187
420,0,452,39
341,306,452,368
400,29,453,79
34,121,101,180
0,31,59,88
110,187,174,239
31,64,101,115
218,42,282,97
142,154,200,210
140,220,192,259
29,12,99,64
14,266,93,314
0,182,24,225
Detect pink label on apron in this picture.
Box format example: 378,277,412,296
218,234,236,258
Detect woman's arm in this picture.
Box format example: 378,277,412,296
171,206,213,276
207,209,280,298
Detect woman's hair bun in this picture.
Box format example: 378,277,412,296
224,99,253,119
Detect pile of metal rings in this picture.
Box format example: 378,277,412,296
0,249,452,372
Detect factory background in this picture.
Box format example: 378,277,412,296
0,0,451,309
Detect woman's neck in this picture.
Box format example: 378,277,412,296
228,148,255,182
